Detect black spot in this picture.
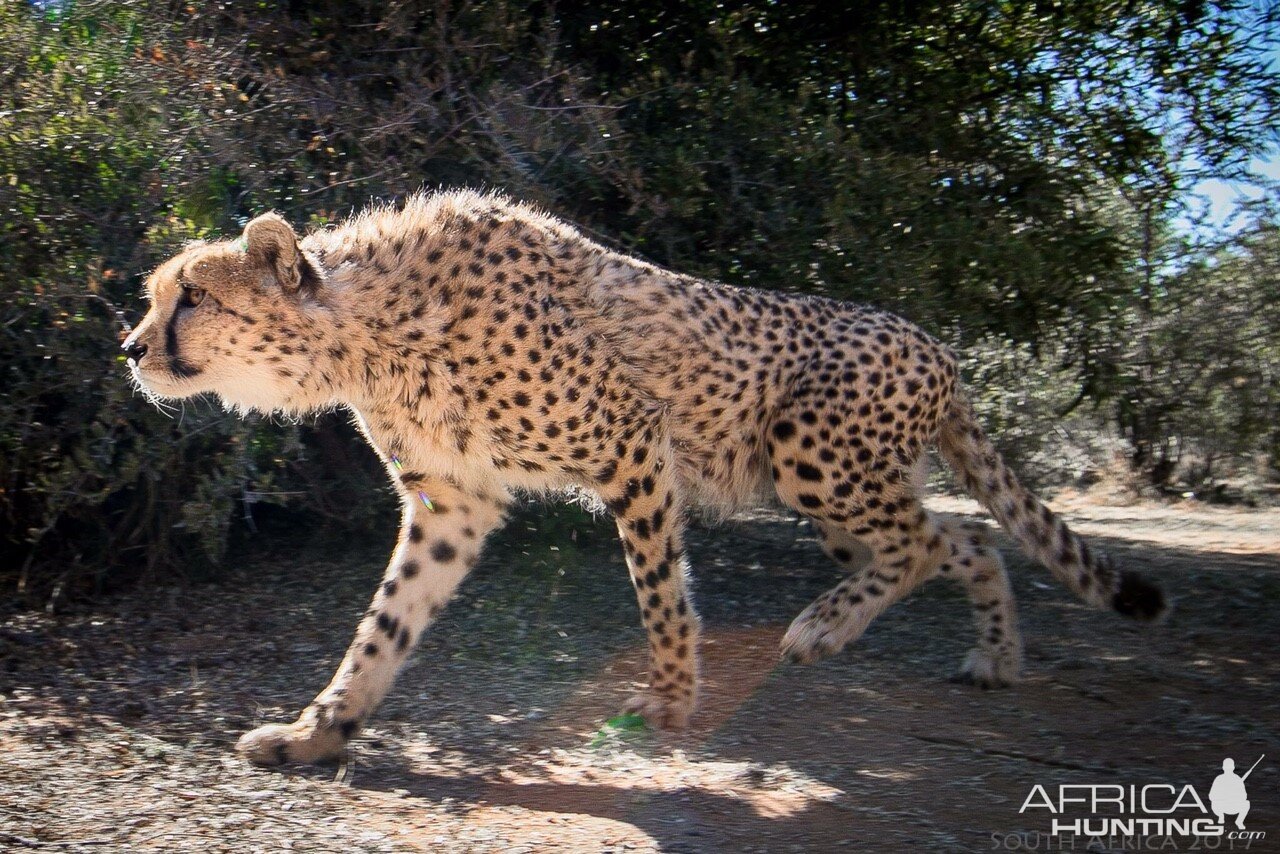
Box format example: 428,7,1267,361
402,560,420,579
772,421,796,441
795,463,823,481
408,524,423,543
431,540,458,563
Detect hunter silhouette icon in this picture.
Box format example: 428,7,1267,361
1211,755,1263,830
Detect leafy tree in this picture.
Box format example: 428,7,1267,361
2,0,1277,601
0,3,388,602
1113,215,1280,488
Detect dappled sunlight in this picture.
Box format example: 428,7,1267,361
525,624,791,741
495,747,844,820
351,622,857,843
3,503,1278,849
2,504,1280,850
855,767,921,783
930,495,1280,558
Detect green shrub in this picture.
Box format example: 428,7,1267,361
0,4,388,604
2,1,1275,605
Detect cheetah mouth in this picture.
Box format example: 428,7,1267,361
169,357,203,379
130,360,204,397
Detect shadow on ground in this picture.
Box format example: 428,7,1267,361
2,502,1278,851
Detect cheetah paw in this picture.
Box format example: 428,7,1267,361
236,720,347,766
622,691,694,730
779,609,847,664
949,647,1022,690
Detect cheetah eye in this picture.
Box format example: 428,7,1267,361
181,285,207,308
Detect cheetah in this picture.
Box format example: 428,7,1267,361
123,190,1167,765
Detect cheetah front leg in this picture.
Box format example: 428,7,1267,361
604,459,702,729
237,479,506,765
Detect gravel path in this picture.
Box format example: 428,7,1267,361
3,498,1278,852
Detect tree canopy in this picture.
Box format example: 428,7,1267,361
1,0,1277,598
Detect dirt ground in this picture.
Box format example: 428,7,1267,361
2,495,1278,853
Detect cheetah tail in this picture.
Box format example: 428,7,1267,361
937,393,1167,622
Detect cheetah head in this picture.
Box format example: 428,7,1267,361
123,213,326,414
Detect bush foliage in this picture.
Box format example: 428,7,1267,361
2,0,1277,603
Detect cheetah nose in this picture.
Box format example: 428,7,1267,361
122,340,148,363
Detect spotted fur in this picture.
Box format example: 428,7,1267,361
123,190,1166,765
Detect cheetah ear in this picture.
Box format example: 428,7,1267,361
242,213,321,296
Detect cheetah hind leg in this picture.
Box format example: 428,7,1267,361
939,519,1023,688
780,505,949,664
779,521,873,664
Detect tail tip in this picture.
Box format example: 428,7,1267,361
1112,570,1168,622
